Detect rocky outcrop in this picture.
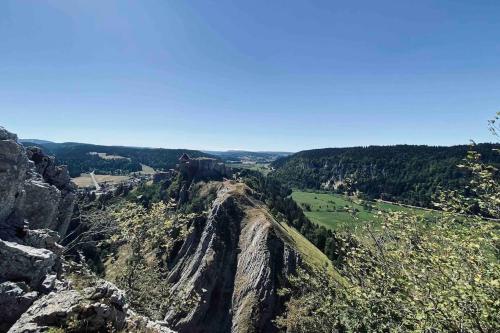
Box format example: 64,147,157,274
231,207,291,333
8,289,82,333
25,147,76,236
26,147,72,189
8,280,175,333
21,179,61,231
0,127,76,240
0,130,30,236
0,239,60,330
0,128,72,331
0,240,56,289
22,229,63,254
0,282,38,332
165,182,300,333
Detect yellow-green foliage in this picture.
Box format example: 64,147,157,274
46,328,65,333
111,201,191,253
278,214,499,332
105,201,197,320
277,145,500,332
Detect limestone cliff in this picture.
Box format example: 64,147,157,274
0,127,174,333
164,181,302,333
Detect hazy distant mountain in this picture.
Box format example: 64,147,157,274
205,150,293,163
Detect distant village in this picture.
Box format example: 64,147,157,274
74,154,229,197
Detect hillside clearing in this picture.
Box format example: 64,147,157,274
88,152,131,160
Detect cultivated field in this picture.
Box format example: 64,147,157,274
72,173,130,188
291,190,437,232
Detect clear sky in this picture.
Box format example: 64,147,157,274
1,0,499,151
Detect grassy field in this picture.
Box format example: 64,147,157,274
291,190,437,232
139,163,155,175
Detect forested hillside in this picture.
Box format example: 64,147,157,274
21,141,215,177
271,143,500,207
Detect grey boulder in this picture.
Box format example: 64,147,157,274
0,240,56,289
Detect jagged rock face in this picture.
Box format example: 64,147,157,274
166,191,243,332
25,147,76,236
22,229,63,255
26,148,72,189
165,182,300,333
0,127,76,239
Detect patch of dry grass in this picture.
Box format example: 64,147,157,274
72,174,130,188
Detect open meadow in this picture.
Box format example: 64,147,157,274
291,190,438,232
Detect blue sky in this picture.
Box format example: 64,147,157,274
1,0,499,151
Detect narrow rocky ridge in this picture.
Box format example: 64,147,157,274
165,182,301,333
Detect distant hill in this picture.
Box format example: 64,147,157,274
271,144,500,208
19,138,55,145
21,141,216,177
205,150,292,163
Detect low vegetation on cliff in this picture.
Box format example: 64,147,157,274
275,122,500,332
